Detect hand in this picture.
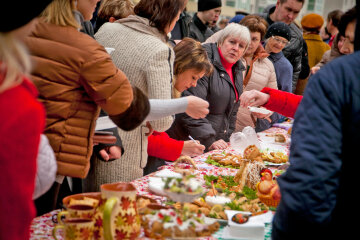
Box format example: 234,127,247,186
251,112,272,123
145,121,154,137
99,146,122,161
239,90,270,108
181,140,205,157
208,139,228,150
310,66,320,75
185,96,209,119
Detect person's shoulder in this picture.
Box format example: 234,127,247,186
258,57,275,70
313,52,360,88
289,22,303,38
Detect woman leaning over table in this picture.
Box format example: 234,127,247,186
0,0,53,239
144,38,213,174
167,23,251,151
25,0,150,215
91,0,191,184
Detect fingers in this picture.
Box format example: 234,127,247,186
99,149,110,161
108,146,122,159
186,96,209,119
209,140,228,150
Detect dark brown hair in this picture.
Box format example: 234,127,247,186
173,38,213,76
327,10,344,28
134,0,187,34
338,6,357,37
279,0,305,4
240,15,268,39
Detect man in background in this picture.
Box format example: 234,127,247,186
188,0,222,42
259,0,307,93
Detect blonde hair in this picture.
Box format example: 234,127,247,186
0,32,31,92
98,0,135,20
40,0,79,29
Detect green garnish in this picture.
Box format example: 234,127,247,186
242,186,257,200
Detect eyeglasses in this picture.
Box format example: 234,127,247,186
271,36,290,46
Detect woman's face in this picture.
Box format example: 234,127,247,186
245,31,261,56
337,35,345,53
219,36,248,64
266,35,289,54
340,20,355,55
77,0,100,21
175,68,205,92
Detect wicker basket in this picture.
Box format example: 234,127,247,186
258,196,280,207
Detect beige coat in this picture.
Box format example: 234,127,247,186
84,16,173,190
236,45,277,131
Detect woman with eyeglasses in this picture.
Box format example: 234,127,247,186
235,15,279,132
264,22,293,93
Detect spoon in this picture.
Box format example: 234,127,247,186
231,210,268,224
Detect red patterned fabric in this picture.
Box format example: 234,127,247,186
262,87,302,118
0,77,45,240
147,131,184,161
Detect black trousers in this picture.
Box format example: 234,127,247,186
143,156,167,176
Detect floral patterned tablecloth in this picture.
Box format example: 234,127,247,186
30,127,290,240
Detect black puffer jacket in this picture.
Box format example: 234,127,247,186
167,43,245,150
259,5,304,92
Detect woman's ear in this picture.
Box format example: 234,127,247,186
109,17,117,23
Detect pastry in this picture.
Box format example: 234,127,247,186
275,133,286,143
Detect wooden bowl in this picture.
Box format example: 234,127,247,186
62,192,101,208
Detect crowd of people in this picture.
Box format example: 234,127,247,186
0,0,359,239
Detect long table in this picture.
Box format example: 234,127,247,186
29,127,290,240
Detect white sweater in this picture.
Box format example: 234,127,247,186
83,16,175,190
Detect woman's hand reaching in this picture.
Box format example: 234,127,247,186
239,90,270,108
185,96,209,119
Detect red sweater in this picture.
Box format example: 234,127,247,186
0,77,45,240
147,131,184,161
218,47,238,100
262,87,303,118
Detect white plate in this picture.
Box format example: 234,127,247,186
257,133,290,145
248,107,273,115
148,177,166,196
154,169,182,178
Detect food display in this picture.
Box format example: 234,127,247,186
33,127,290,240
141,207,220,239
205,152,242,168
261,151,288,164
243,145,262,162
163,175,202,195
199,175,269,220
